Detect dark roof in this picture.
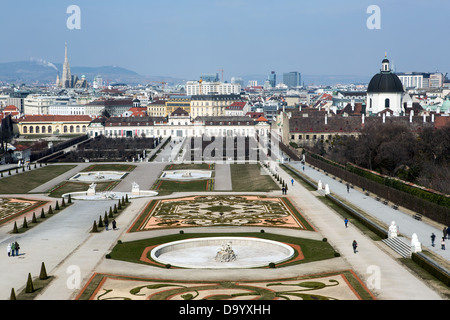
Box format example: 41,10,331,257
367,72,404,93
170,107,189,116
87,99,133,106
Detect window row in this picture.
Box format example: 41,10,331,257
22,125,87,134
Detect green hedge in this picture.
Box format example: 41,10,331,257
347,163,450,208
411,253,450,287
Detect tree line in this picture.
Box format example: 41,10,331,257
311,122,450,194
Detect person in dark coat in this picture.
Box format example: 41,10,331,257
352,240,358,253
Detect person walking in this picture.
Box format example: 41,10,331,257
431,233,436,247
291,178,294,186
112,219,117,230
346,184,350,193
447,227,450,240
352,240,358,253
104,217,109,231
7,243,11,257
344,218,349,228
441,238,446,250
14,242,20,256
443,227,447,239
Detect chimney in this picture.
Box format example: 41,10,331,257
382,113,385,123
431,114,435,122
325,114,328,125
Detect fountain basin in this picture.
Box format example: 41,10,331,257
160,170,212,180
69,171,127,182
150,237,294,269
62,190,158,201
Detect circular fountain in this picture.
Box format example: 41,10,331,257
150,237,294,269
160,170,212,180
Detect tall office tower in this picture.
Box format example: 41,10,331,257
283,72,301,89
268,71,276,87
62,43,72,88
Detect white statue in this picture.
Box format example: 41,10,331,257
87,183,97,196
318,180,322,191
132,182,140,195
411,233,422,253
388,221,398,238
325,184,330,195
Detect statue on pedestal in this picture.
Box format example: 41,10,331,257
411,233,422,253
87,183,97,196
388,221,398,238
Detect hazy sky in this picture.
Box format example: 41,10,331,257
1,0,449,80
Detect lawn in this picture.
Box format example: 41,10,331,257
47,180,120,198
230,164,280,191
164,163,214,170
0,165,76,194
81,164,136,172
151,179,214,192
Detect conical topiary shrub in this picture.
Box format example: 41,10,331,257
68,194,72,204
91,221,98,233
55,201,60,211
61,197,66,207
48,205,53,215
12,221,19,234
39,262,48,280
22,217,28,229
32,212,37,224
98,216,104,228
25,273,34,293
40,208,46,219
117,200,122,210
10,288,16,300
113,204,118,214
109,208,114,218
125,194,129,203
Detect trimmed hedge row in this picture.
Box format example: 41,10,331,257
411,252,450,287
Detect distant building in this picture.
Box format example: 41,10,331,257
165,96,191,116
190,94,242,118
367,56,405,115
283,72,301,89
147,99,166,117
85,98,134,116
397,72,445,90
268,71,276,88
185,80,241,96
14,115,92,135
225,101,251,117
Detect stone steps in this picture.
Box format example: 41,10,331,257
382,237,411,258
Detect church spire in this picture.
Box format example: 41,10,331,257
62,42,72,88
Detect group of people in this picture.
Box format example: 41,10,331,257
103,217,117,231
7,242,20,257
431,226,450,250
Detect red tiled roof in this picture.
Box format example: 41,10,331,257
13,144,30,151
256,116,268,122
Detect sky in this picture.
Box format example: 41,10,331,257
0,0,449,81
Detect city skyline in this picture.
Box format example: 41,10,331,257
0,0,449,82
